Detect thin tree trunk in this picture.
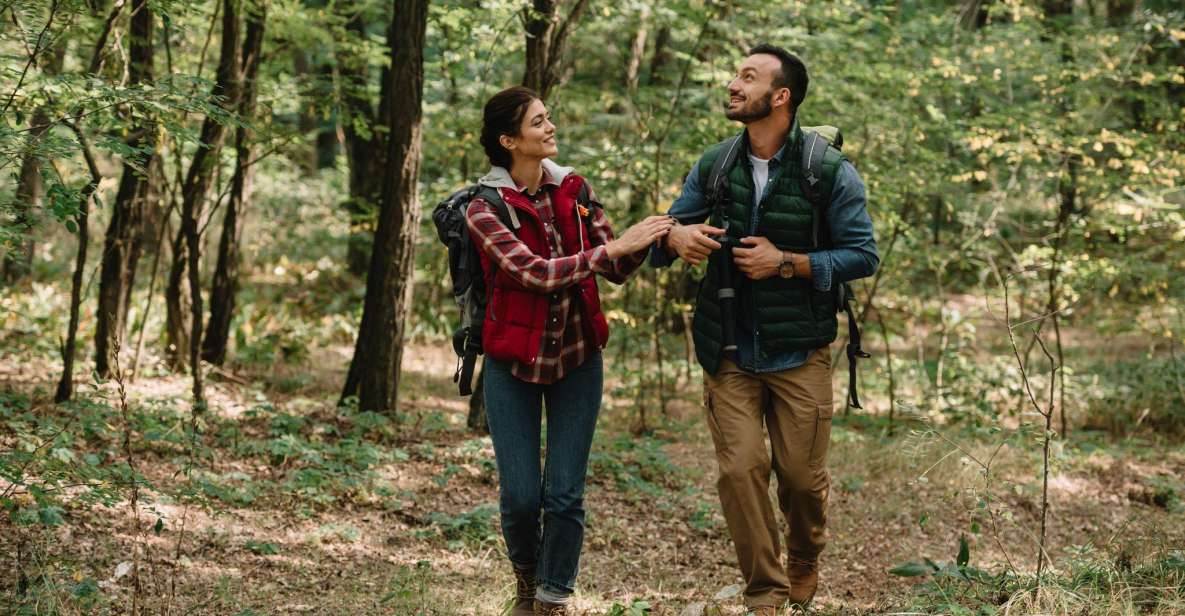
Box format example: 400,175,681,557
55,125,102,403
1043,0,1075,437
164,226,191,369
340,0,428,414
521,0,589,100
877,308,896,435
648,26,670,85
203,2,265,366
95,0,156,377
624,6,649,93
3,109,48,284
165,0,242,406
131,178,171,383
3,40,64,284
335,3,388,277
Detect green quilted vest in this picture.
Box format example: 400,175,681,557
691,120,847,375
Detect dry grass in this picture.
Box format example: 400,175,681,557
2,335,1184,615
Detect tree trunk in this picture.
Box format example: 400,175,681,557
165,0,242,407
203,2,266,366
521,0,589,100
624,6,649,93
648,26,671,85
3,42,64,285
95,0,156,378
2,110,48,284
335,3,388,277
294,48,338,171
340,0,428,414
55,127,102,403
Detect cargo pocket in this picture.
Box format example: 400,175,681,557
809,403,833,469
703,386,727,455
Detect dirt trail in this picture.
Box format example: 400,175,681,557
2,344,1182,615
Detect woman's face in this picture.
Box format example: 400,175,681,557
501,98,558,162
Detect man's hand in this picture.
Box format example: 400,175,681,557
667,223,726,266
733,236,783,280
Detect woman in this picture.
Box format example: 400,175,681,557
466,86,673,615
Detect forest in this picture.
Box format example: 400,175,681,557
1,0,1184,614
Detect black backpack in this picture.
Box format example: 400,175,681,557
702,126,871,409
431,182,592,396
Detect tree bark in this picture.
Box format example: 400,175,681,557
340,0,428,414
648,26,671,85
203,1,266,366
55,125,102,403
164,0,242,409
521,0,589,100
624,6,649,93
95,0,156,377
3,40,64,285
334,3,389,277
2,110,48,284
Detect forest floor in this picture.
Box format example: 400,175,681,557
2,340,1184,615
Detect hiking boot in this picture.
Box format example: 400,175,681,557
787,555,820,607
534,600,568,616
510,568,536,615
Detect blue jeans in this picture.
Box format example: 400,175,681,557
483,353,603,599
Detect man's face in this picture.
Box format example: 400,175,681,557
724,54,787,123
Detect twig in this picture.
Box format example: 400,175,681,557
1,0,61,115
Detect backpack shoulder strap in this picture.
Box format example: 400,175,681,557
801,130,844,248
708,133,744,202
474,185,519,230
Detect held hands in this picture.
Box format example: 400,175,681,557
606,215,676,259
667,223,726,266
732,236,783,280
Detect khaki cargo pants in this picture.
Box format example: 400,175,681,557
703,346,834,608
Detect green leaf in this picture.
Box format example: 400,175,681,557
65,219,78,234
889,561,931,577
154,517,164,536
245,540,279,555
957,534,970,570
39,505,65,526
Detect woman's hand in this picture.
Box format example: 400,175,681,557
605,216,676,260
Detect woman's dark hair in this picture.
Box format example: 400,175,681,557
480,86,539,169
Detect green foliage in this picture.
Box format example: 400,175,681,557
425,503,500,549
893,537,1185,615
608,599,652,616
588,434,686,497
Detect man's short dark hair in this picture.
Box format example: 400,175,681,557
748,44,809,111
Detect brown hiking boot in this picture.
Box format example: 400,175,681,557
787,555,820,607
534,600,568,616
510,568,535,615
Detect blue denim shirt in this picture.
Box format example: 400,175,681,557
652,140,879,373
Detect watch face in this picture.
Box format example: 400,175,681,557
780,263,794,278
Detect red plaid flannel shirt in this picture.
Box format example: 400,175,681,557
466,171,646,384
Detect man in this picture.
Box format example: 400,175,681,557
653,45,878,613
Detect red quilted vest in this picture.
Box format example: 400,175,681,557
475,175,610,365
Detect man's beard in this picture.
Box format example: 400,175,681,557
724,90,773,122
